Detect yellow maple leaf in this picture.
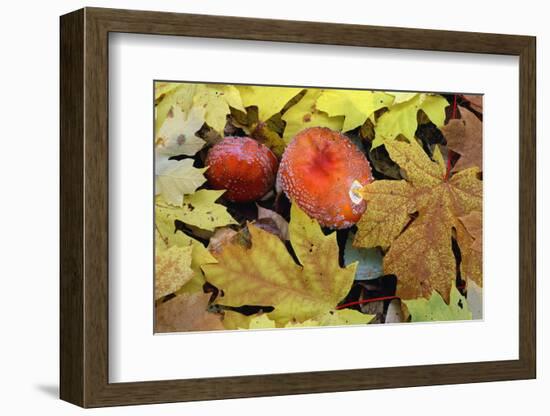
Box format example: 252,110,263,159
203,205,357,325
223,309,373,330
155,157,208,206
155,82,181,102
237,85,304,122
281,89,344,143
156,190,238,232
354,139,482,302
155,82,245,138
193,84,245,135
391,92,419,104
155,239,193,300
155,203,217,294
316,89,393,132
372,93,449,148
287,309,374,327
156,106,206,157
155,82,198,138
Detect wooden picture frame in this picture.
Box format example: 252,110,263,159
60,7,536,408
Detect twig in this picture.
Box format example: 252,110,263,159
336,295,399,310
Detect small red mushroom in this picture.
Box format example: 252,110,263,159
278,127,373,229
205,137,278,203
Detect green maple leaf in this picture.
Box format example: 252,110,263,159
404,284,472,322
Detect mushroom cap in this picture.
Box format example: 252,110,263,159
205,137,278,203
278,127,372,229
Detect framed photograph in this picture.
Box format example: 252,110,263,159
60,7,536,408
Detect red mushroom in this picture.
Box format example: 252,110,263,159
278,127,373,229
205,137,278,203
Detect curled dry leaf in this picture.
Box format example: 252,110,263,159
208,227,238,256
155,293,224,333
256,205,289,240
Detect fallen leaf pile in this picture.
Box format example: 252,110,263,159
153,82,484,333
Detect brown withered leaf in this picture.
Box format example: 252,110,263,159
257,204,289,240
463,94,483,113
250,121,287,157
208,227,238,256
355,140,482,302
441,106,482,172
155,293,224,333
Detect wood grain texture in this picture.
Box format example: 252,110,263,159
59,7,537,408
59,9,84,406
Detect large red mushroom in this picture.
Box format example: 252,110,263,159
205,137,278,203
278,127,373,229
